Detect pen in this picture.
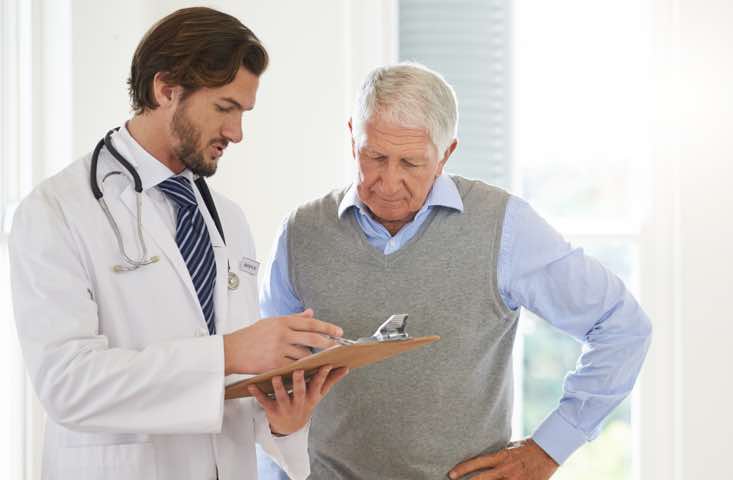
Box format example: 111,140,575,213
322,334,356,346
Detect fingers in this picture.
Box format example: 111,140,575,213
320,367,349,396
304,366,349,403
449,450,508,479
284,344,313,360
306,365,333,400
288,331,339,350
286,315,343,338
472,466,510,479
290,370,307,410
254,366,348,440
247,384,275,411
271,376,291,406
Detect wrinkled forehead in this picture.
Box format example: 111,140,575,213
355,115,435,154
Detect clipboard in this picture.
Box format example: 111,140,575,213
224,335,440,400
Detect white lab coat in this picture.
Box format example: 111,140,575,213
9,132,309,480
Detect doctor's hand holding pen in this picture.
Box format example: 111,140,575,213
223,308,343,374
223,307,349,435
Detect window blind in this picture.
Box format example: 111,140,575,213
399,0,512,189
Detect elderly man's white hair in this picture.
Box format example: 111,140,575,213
351,62,458,156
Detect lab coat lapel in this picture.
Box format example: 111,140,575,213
118,184,204,324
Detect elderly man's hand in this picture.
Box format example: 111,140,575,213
448,438,558,480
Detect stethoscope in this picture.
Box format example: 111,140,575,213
90,127,240,291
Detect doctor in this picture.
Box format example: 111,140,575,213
9,7,347,480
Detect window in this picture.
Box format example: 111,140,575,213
399,0,513,189
399,1,651,478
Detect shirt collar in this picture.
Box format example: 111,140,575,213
111,123,194,191
337,173,464,219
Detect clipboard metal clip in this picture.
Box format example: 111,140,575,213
368,313,409,342
327,314,410,345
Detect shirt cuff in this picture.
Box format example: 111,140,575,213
532,410,588,464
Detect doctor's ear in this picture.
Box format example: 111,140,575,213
152,72,181,109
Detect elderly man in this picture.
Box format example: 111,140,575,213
260,63,652,479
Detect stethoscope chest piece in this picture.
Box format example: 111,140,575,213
227,270,240,290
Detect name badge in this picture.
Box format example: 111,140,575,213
239,257,260,276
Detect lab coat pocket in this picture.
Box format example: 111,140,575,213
57,441,157,480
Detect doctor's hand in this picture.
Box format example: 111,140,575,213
223,308,343,375
248,366,349,436
448,438,558,480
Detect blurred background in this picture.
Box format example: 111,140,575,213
1,1,732,479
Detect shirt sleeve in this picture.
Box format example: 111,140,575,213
259,216,306,318
497,196,652,464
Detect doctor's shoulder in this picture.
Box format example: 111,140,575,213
11,155,95,230
8,155,97,267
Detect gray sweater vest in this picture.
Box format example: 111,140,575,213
288,176,520,479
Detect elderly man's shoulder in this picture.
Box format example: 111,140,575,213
448,175,511,203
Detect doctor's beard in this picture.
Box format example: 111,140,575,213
171,101,220,177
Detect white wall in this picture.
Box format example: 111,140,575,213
674,1,733,477
640,0,733,478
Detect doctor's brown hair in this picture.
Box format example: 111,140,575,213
127,7,268,114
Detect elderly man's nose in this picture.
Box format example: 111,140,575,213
380,170,403,194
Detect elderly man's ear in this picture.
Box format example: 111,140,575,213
444,139,458,160
348,118,356,159
438,139,459,175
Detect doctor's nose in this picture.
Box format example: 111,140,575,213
222,119,243,144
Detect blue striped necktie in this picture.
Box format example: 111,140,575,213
157,176,217,334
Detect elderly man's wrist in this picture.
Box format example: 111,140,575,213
532,410,588,464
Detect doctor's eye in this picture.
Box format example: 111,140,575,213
214,104,232,113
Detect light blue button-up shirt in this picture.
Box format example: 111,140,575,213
260,174,652,465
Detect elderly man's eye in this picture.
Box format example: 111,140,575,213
402,159,418,168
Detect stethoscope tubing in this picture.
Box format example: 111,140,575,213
91,128,237,287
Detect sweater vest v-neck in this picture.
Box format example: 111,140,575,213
288,176,520,479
